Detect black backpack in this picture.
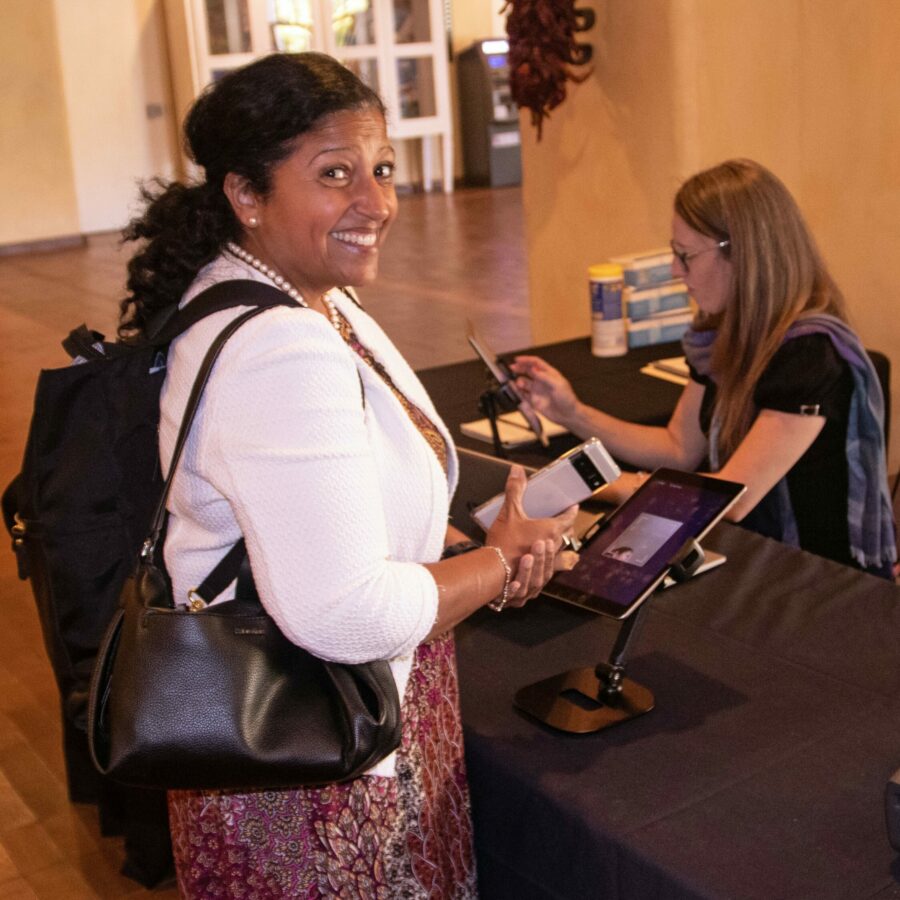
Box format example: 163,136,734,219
1,278,294,883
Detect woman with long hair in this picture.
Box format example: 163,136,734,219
512,159,895,577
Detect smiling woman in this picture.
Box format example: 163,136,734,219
119,53,396,338
222,107,398,306
115,52,576,897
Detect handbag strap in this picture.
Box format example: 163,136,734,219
142,282,299,567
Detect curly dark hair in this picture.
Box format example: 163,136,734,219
119,52,385,340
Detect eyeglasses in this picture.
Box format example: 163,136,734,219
669,239,730,272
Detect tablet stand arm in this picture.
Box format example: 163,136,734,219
596,602,648,703
478,380,520,459
595,539,704,703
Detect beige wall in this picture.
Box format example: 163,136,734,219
0,0,80,245
54,0,178,233
1,0,176,245
521,0,900,465
450,0,506,50
1,0,505,242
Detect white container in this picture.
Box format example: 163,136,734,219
589,263,627,357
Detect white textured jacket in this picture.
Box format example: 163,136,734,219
159,256,458,773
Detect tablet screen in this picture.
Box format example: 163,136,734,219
543,468,745,619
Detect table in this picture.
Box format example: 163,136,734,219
454,511,900,899
417,338,900,898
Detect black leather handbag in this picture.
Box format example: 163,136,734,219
87,304,402,791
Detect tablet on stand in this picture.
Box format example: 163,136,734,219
514,468,746,734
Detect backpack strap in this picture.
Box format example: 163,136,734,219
148,303,282,539
2,474,29,580
147,279,298,344
62,325,107,361
141,299,296,587
144,280,363,605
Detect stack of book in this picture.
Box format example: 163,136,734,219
609,248,694,349
640,354,690,386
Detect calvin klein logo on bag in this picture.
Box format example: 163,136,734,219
234,626,266,636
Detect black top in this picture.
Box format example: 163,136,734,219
691,334,855,566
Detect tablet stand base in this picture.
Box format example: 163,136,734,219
513,540,705,734
513,602,655,733
513,657,655,733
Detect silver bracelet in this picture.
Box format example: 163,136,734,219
485,545,512,612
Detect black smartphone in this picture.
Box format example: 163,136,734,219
466,323,546,445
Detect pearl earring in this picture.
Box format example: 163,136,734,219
247,216,259,228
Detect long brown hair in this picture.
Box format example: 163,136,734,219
675,159,847,461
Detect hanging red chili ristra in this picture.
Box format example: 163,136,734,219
502,0,592,139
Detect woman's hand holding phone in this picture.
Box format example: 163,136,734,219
485,465,580,606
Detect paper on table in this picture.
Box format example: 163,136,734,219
641,355,690,386
460,411,568,448
649,355,689,377
640,365,689,386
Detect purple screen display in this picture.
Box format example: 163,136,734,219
553,477,730,608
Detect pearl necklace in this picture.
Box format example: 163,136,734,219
226,241,341,332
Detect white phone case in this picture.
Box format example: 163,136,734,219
471,438,621,531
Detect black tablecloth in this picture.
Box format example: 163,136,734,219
456,523,900,899
418,338,684,467
419,337,900,898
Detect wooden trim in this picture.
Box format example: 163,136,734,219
0,234,87,257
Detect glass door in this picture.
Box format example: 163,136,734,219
270,0,318,53
196,0,261,81
383,0,452,190
173,0,452,190
320,0,381,96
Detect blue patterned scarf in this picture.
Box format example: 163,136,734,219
682,314,896,568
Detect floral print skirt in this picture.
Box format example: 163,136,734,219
168,632,478,898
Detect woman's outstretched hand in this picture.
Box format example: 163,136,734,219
509,355,580,427
485,465,579,608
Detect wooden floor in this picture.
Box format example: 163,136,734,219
0,186,528,898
